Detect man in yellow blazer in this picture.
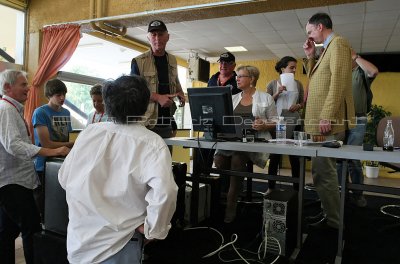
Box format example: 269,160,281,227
303,13,355,229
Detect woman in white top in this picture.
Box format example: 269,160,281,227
86,84,109,126
214,65,277,223
266,56,304,192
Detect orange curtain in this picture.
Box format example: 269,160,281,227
24,24,81,140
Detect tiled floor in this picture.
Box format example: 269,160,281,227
15,165,400,263
15,236,25,264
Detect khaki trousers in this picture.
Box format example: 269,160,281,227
311,132,345,228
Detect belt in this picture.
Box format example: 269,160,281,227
355,113,366,117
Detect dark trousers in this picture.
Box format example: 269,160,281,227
268,154,300,190
33,172,45,223
0,184,41,264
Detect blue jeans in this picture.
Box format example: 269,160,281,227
101,231,144,264
337,117,367,195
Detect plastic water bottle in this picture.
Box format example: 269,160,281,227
383,119,394,151
276,116,286,144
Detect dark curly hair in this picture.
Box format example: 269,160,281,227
102,75,150,124
275,56,297,74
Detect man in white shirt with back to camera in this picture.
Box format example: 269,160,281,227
58,75,178,264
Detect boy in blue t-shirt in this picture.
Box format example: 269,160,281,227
32,79,74,172
32,79,73,220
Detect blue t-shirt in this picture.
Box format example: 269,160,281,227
32,105,72,172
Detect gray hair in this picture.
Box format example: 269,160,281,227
236,65,260,87
0,70,27,96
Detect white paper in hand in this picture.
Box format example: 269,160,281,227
280,73,296,92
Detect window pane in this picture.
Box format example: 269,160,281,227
0,4,25,64
61,33,141,79
63,81,93,129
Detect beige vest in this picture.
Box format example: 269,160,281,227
134,51,182,128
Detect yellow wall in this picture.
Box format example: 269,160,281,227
370,72,400,116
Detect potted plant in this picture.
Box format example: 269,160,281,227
363,104,391,178
364,160,380,178
364,104,391,146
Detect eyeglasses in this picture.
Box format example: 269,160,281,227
236,75,250,79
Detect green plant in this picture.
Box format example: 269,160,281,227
365,160,379,167
364,104,391,146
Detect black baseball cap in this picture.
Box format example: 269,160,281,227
148,20,168,32
218,52,235,63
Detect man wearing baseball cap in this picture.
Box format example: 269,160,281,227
207,52,240,95
198,52,241,170
130,20,185,140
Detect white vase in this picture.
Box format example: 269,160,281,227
365,165,379,178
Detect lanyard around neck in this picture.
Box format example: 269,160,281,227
2,98,30,136
92,112,104,123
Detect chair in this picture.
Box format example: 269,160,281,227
238,161,264,204
376,117,400,221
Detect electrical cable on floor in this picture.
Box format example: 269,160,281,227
184,221,282,264
208,233,252,264
261,205,281,263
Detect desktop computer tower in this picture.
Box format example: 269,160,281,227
44,158,68,236
263,189,298,257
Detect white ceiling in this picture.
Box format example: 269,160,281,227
79,0,400,64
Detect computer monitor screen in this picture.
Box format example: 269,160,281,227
187,86,236,140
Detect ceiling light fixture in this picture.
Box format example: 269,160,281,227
224,46,247,52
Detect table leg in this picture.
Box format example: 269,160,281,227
335,160,348,263
190,148,201,225
290,156,305,260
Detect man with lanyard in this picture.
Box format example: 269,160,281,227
208,52,240,95
130,20,185,139
0,70,70,264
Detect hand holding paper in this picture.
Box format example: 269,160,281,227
280,73,296,92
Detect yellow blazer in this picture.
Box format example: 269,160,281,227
304,34,355,136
